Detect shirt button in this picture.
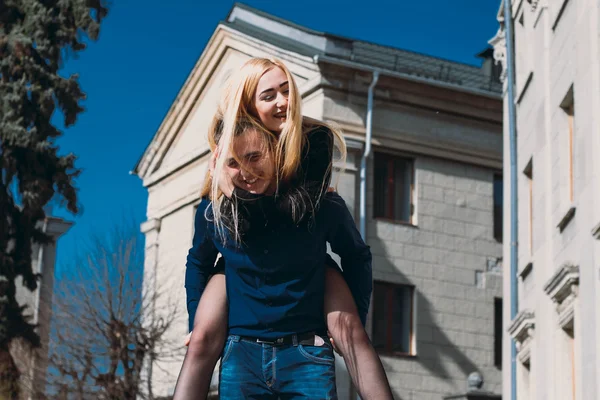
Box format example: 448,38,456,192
264,249,269,254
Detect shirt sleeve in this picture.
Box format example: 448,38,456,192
324,192,373,326
185,199,219,332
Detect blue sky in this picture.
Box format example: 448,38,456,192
53,0,502,279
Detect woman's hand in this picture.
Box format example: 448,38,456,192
210,147,235,198
328,331,342,355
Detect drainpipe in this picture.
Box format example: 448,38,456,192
502,1,519,399
313,56,379,400
359,71,379,240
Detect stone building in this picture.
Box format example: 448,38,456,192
11,217,73,398
133,4,504,399
490,0,600,399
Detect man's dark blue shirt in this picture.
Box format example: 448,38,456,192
184,192,372,339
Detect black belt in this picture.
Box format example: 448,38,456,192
240,331,321,346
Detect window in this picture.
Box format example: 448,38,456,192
372,281,414,355
493,174,503,242
494,298,503,368
373,153,414,223
523,159,533,255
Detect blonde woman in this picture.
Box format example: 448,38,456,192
174,58,393,399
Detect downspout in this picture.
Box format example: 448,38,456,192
313,55,379,400
360,71,380,240
502,1,519,400
355,69,379,400
311,54,379,238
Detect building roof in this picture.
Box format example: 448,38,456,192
226,3,502,94
132,3,501,177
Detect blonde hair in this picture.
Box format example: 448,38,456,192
204,57,346,242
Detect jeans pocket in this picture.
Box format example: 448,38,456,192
221,337,236,364
297,343,335,365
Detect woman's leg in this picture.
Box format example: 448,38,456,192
173,274,228,400
324,268,394,400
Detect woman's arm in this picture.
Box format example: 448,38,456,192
324,192,373,326
277,125,333,221
185,199,220,332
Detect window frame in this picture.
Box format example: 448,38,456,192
373,152,415,225
371,280,416,357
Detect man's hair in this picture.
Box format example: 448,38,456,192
202,57,346,243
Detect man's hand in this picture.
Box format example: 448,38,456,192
184,332,192,347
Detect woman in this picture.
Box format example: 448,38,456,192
174,58,393,399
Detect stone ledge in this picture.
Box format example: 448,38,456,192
592,221,600,240
557,206,576,232
516,71,534,104
508,310,535,342
518,261,533,280
141,218,162,234
508,309,535,365
543,263,579,304
544,263,579,330
444,391,502,400
45,217,74,238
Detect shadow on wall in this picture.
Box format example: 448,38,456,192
369,236,480,398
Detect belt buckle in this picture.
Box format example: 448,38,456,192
256,337,284,345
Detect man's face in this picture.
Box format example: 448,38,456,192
223,128,275,195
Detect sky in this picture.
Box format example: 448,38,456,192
52,0,502,279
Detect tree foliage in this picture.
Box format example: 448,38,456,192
0,0,107,394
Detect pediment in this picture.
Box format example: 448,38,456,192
155,51,244,174
508,309,535,344
544,263,579,330
134,23,320,188
543,263,579,304
508,309,535,365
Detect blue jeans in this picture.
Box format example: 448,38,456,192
219,334,338,399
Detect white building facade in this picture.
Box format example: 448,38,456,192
490,1,600,399
134,4,506,399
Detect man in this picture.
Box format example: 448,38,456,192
185,124,373,399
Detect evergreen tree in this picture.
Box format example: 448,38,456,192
0,1,108,395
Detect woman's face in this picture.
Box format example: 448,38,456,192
254,67,289,133
223,128,275,195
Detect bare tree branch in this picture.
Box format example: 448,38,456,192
39,217,182,399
